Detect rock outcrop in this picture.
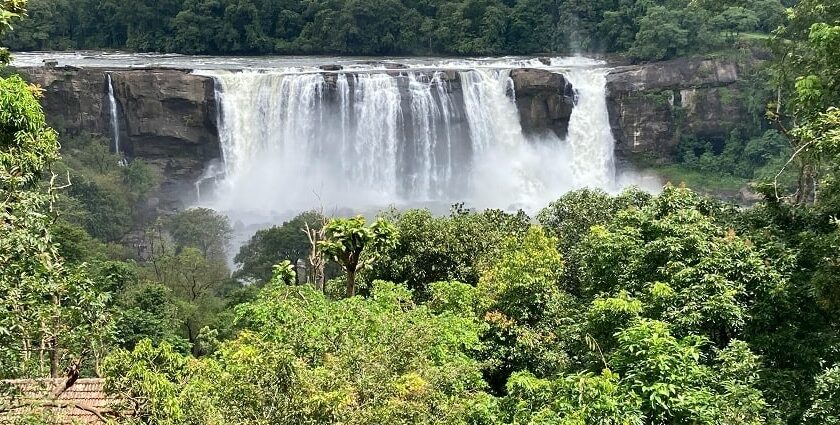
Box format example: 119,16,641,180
511,69,575,138
109,69,218,199
17,66,218,210
18,67,109,135
606,57,752,159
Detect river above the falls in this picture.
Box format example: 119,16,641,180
12,51,587,71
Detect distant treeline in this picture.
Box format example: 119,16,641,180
4,0,789,60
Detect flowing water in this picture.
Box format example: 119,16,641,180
194,56,623,219
106,73,121,154
13,53,647,223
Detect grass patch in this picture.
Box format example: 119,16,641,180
652,164,749,192
739,32,772,41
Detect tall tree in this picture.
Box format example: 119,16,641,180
1,1,112,379
319,216,397,297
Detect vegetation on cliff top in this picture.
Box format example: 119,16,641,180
4,0,787,60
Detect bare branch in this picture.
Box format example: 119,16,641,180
774,140,814,202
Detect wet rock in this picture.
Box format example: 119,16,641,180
510,68,576,139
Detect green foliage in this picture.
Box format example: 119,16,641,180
50,133,161,242
164,207,232,261
0,75,58,188
802,364,840,424
504,369,644,424
0,0,26,64
677,130,791,182
478,227,573,386
105,282,494,424
320,215,397,297
369,206,531,294
0,68,113,379
103,339,193,423
0,0,786,58
768,0,840,204
234,210,323,284
612,320,767,424
113,281,190,353
576,186,781,345
538,188,651,257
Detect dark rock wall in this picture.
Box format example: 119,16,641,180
606,57,751,160
17,66,219,210
19,67,110,135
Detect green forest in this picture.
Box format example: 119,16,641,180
2,0,789,59
2,0,840,423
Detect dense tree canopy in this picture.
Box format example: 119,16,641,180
2,0,787,60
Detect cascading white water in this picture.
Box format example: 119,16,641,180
198,57,625,220
106,73,121,154
558,61,616,187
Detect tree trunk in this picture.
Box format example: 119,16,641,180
50,294,60,378
346,270,356,298
49,336,59,378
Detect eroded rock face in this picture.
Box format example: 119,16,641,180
511,68,575,138
606,57,751,159
110,69,218,165
17,66,219,211
17,67,109,135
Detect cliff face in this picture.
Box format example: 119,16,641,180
606,57,751,159
17,60,755,209
510,69,575,139
18,66,576,211
18,66,218,209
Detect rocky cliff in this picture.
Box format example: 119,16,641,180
17,66,575,210
17,66,218,209
606,57,752,159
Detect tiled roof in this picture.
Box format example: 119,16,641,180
1,378,115,424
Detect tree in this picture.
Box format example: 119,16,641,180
368,206,531,295
477,226,575,391
1,13,113,379
319,216,397,297
769,0,840,204
104,281,497,424
802,364,840,424
713,6,759,42
611,320,767,423
234,210,324,284
0,0,27,64
165,207,232,262
575,186,782,346
504,369,644,424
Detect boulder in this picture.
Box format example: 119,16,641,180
510,68,575,138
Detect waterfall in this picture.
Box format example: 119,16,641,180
197,58,621,219
106,73,121,154
560,64,616,188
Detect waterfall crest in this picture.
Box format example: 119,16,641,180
197,58,620,219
